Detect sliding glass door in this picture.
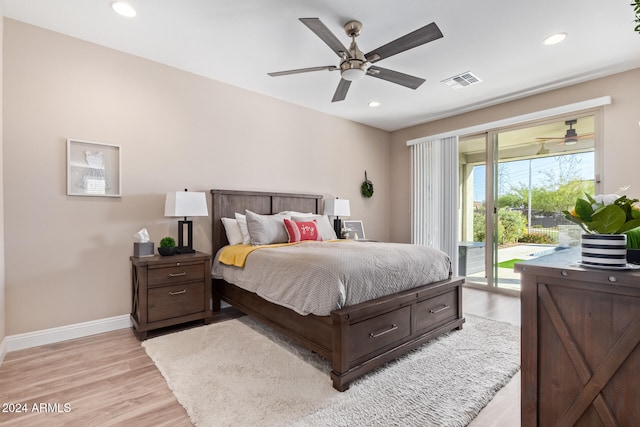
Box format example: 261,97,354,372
459,115,597,290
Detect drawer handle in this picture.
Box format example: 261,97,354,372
369,324,398,339
169,289,187,296
430,304,450,314
168,272,187,277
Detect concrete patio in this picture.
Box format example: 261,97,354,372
464,243,573,290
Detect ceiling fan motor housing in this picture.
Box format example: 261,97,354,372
564,119,578,144
340,21,369,81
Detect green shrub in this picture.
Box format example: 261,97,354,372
498,208,526,244
474,210,527,244
518,232,553,244
473,213,486,242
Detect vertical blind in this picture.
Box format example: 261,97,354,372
411,136,459,275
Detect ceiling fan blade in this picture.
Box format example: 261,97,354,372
300,18,350,58
268,65,337,77
332,78,351,102
535,133,595,141
365,22,443,63
367,66,425,89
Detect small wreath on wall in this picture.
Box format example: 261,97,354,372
361,171,374,198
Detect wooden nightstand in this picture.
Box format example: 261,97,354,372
130,251,212,340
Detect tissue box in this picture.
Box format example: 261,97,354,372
134,242,154,257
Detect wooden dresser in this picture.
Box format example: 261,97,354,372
130,251,212,339
516,248,640,426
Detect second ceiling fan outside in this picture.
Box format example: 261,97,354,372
536,119,595,145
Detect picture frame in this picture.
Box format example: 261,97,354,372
67,139,121,197
343,220,365,240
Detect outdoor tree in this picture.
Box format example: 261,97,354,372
509,179,594,214
497,192,527,209
473,152,594,245
502,154,594,214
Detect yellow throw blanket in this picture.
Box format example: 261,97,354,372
218,240,344,268
218,243,295,267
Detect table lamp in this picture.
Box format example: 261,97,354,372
324,198,350,237
164,189,208,253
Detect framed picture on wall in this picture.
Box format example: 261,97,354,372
67,139,122,197
343,220,365,240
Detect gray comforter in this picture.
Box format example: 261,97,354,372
212,241,451,316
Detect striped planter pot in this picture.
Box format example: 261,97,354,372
581,234,627,268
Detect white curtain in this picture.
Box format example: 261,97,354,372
411,136,459,275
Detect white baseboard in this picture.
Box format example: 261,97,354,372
5,314,132,352
0,337,7,365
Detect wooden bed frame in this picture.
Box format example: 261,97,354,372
210,189,465,391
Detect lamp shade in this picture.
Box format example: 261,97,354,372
164,191,208,217
324,198,351,217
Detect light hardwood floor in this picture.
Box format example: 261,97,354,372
466,287,521,427
0,287,520,426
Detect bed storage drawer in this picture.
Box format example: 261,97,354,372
415,289,458,332
350,306,411,360
148,281,205,323
147,263,205,287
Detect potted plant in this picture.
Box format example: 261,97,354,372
158,236,176,256
563,193,640,267
633,0,640,34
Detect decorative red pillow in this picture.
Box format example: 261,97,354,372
283,219,323,243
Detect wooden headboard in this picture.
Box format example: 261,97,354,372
210,189,323,254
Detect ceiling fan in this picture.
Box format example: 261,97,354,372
536,119,594,145
267,18,443,102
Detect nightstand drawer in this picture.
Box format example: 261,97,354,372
147,263,205,287
148,282,205,323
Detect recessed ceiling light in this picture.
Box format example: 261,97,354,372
111,2,137,18
368,101,381,107
543,32,567,46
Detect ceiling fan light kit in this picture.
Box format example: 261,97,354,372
268,17,443,102
341,68,366,81
340,61,367,81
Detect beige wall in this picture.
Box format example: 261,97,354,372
3,19,391,335
389,68,640,243
6,16,639,337
0,12,6,346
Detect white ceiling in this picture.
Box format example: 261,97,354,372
3,0,640,131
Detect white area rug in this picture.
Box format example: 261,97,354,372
142,314,520,427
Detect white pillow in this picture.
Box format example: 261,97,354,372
292,214,337,240
234,212,251,244
221,217,244,245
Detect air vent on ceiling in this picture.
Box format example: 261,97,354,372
442,71,482,89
